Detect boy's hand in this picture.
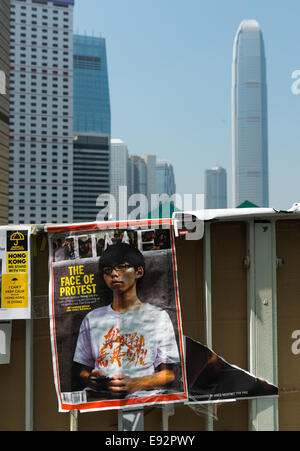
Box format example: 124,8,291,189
108,374,137,396
79,366,110,391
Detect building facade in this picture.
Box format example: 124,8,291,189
9,0,74,224
128,155,157,199
142,154,156,202
128,155,147,199
73,133,110,223
156,160,176,196
127,154,157,219
204,166,227,209
74,34,111,136
110,138,129,220
0,0,10,224
232,20,269,208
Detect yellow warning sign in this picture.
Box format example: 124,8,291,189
1,274,28,309
6,252,28,274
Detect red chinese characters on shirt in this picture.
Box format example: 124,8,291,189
96,327,148,368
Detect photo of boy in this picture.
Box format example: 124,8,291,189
73,243,180,400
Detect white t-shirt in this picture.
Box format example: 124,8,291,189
73,303,180,396
54,246,65,262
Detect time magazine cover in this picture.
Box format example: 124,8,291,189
47,219,187,412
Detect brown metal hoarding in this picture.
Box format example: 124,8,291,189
276,220,300,431
0,217,299,430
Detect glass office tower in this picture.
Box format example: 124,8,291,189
110,139,129,220
156,160,176,196
73,132,110,222
204,166,227,209
128,156,148,198
74,34,111,136
232,20,269,207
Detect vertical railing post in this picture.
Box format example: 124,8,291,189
25,319,34,431
70,410,79,431
247,220,279,431
203,222,213,431
162,403,174,431
120,407,144,431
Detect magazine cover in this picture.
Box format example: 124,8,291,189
185,336,278,404
0,226,32,320
47,219,187,412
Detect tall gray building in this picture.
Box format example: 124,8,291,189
204,166,227,209
156,160,176,196
73,133,110,222
142,155,156,202
127,154,156,219
232,20,269,207
110,139,128,220
128,155,157,198
9,0,74,224
0,0,10,224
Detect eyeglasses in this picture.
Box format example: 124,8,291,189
102,264,132,275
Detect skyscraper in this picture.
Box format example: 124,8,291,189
9,0,74,224
127,155,156,219
142,155,156,201
73,132,110,223
204,166,227,209
232,20,269,208
0,0,10,224
128,155,156,201
128,156,148,199
156,160,176,196
110,139,129,220
74,34,111,136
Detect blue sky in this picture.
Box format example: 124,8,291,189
74,0,300,209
